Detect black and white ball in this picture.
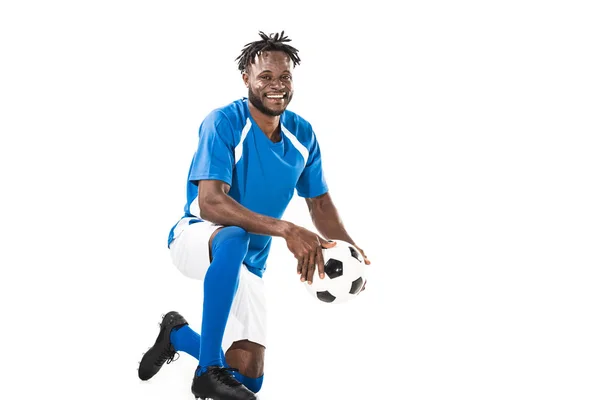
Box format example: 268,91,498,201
304,240,368,304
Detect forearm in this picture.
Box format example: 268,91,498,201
309,196,355,245
201,194,292,238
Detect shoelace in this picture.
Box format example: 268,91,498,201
213,367,242,386
155,347,179,366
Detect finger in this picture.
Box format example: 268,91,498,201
297,257,302,275
307,249,316,284
316,246,325,279
300,254,310,282
321,239,336,249
358,248,371,265
363,255,371,265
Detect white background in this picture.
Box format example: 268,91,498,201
1,1,599,399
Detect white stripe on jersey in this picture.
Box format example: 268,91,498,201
190,118,252,218
281,124,308,167
235,118,252,164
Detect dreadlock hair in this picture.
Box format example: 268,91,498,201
235,31,301,74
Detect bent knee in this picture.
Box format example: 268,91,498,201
220,226,250,241
211,226,250,256
225,340,265,378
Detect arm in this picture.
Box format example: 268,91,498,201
191,111,293,239
199,179,335,282
198,179,292,238
305,192,355,244
306,192,370,265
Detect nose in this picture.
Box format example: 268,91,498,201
269,78,285,89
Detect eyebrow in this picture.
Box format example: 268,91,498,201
258,70,291,74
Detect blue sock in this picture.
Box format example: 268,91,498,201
169,326,229,365
170,325,200,358
198,226,250,374
223,358,264,393
240,375,264,393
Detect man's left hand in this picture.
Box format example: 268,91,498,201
353,244,370,292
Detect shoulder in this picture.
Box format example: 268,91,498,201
204,99,247,127
201,99,250,143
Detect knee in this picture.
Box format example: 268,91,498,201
212,226,250,255
226,353,264,379
225,341,265,379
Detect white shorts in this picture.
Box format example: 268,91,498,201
169,218,267,351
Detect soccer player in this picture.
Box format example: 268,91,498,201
138,31,370,400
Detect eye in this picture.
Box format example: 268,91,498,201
259,75,271,80
281,75,292,81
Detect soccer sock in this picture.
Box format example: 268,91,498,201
169,327,230,365
239,374,264,393
223,358,264,393
170,325,200,358
198,226,250,374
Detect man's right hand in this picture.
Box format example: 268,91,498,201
283,224,336,285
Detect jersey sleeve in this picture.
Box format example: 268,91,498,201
296,129,328,198
188,111,235,186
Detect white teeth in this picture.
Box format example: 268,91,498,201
266,94,284,98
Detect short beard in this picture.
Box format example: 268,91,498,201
247,88,291,117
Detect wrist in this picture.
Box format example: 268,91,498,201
278,220,296,239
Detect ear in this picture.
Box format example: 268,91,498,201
242,71,249,88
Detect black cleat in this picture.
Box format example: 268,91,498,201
138,311,188,381
191,366,257,400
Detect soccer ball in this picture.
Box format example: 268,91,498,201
304,240,368,304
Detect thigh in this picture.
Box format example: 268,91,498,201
225,340,265,378
169,220,222,280
223,266,268,352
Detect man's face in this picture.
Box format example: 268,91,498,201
243,51,294,117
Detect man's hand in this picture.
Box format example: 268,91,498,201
351,244,370,293
284,224,336,284
353,244,371,265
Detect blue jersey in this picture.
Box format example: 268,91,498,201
168,98,328,277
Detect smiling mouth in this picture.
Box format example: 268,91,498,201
265,93,287,100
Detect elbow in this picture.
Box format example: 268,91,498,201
198,194,220,221
199,207,211,221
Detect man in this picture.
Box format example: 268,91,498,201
138,31,370,400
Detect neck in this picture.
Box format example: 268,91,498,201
248,101,281,141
